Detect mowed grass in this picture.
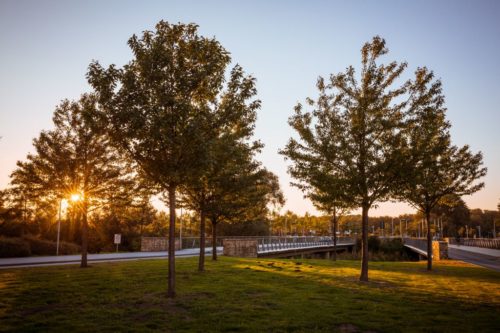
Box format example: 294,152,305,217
0,257,499,333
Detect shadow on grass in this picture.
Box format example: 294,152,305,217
1,257,499,332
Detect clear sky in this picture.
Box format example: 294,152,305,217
1,0,499,216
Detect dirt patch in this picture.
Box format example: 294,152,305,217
337,323,359,332
336,323,377,333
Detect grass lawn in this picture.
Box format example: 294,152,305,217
0,257,499,332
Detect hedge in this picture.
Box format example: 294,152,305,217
0,237,31,258
0,236,81,258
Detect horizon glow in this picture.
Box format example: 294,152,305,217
1,0,499,217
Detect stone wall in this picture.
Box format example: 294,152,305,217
141,237,181,252
435,240,448,260
223,238,258,258
404,238,448,260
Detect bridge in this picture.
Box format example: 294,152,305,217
402,238,449,259
223,236,355,258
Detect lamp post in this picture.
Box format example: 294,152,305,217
179,207,183,250
56,198,64,256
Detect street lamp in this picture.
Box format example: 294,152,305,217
56,198,67,256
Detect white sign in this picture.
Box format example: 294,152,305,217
114,234,121,244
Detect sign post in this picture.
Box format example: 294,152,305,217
114,234,121,252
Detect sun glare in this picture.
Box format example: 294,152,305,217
70,193,82,202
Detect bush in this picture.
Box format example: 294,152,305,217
0,218,25,237
0,237,31,258
380,238,404,254
57,241,81,255
368,236,381,252
23,235,80,256
23,235,57,255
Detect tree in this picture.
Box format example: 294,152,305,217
87,21,231,297
182,137,283,265
280,121,353,260
178,64,263,271
9,94,133,267
309,189,352,261
398,67,487,270
281,37,408,281
432,195,470,238
205,165,283,260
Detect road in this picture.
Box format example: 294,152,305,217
448,245,500,272
0,247,223,269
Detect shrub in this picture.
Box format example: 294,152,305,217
23,235,80,256
57,241,81,255
380,238,404,254
368,236,381,252
0,219,25,237
0,237,31,257
23,235,57,255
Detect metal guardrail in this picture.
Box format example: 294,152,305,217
448,238,500,249
256,236,354,253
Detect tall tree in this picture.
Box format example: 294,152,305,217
180,64,262,271
281,37,409,281
398,67,486,270
9,94,133,267
87,21,231,297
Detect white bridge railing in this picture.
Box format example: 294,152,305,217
256,236,354,253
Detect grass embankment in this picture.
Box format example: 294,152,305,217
0,257,499,332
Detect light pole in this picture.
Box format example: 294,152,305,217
56,198,64,256
179,207,183,250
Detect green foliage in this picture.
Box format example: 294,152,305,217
0,236,81,258
87,20,250,293
23,235,80,256
281,36,412,280
87,21,231,190
398,68,487,215
0,236,30,257
367,236,381,252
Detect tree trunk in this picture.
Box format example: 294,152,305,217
426,209,432,271
198,209,206,272
80,201,88,268
167,185,176,298
360,204,369,282
212,219,217,261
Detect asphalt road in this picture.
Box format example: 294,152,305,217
0,247,223,269
448,247,500,272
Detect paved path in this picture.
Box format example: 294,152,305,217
448,245,500,272
0,247,223,269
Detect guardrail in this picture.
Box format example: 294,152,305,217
448,238,500,249
256,236,354,253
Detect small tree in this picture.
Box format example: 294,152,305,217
309,188,352,261
398,67,487,270
87,21,231,297
281,37,408,281
180,65,263,271
183,138,283,265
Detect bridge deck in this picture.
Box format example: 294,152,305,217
223,237,355,258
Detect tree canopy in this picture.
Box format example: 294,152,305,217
397,67,486,270
281,36,410,281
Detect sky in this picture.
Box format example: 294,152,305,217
1,0,499,217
